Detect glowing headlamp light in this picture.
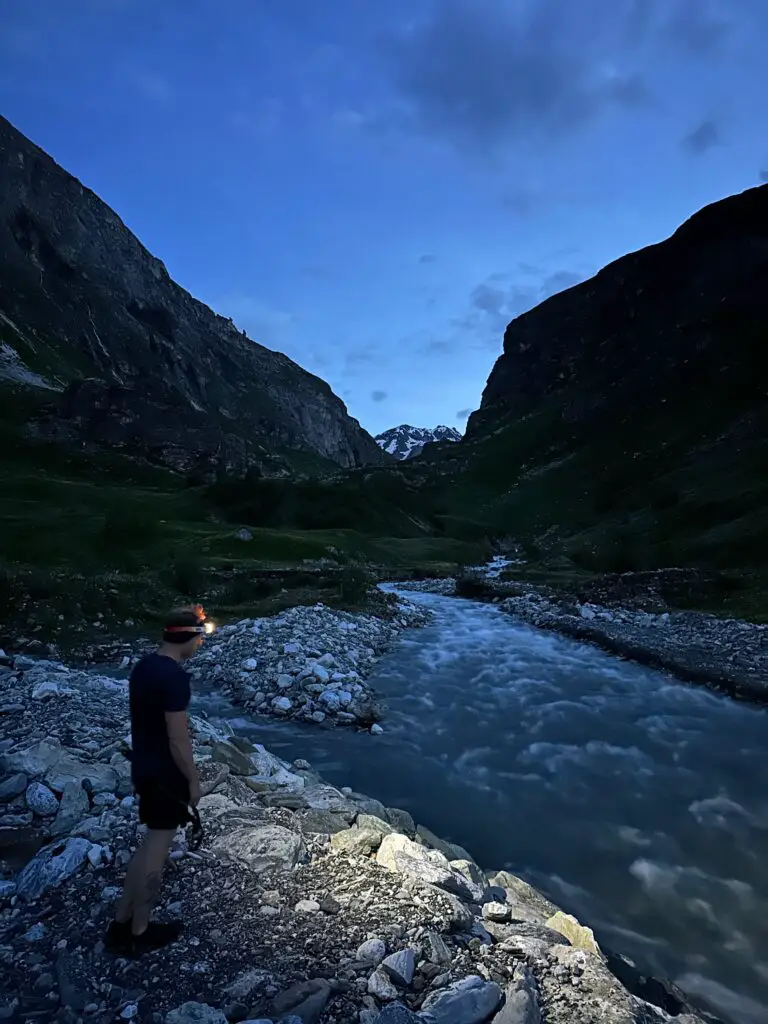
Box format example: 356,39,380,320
203,620,216,635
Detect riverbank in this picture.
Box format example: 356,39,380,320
0,655,717,1024
398,574,768,705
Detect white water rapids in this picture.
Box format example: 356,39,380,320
198,591,768,1024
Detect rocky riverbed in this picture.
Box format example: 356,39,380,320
397,577,768,705
0,643,720,1024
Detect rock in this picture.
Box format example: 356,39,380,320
294,899,320,913
376,833,479,903
487,872,559,921
212,824,305,874
25,782,59,816
381,949,415,987
50,782,90,836
3,738,62,777
24,922,46,941
482,902,511,923
270,978,333,1024
371,1005,420,1024
417,825,474,864
420,976,503,1024
0,773,28,800
491,971,540,1024
331,827,383,857
166,1004,227,1024
0,880,17,898
370,724,384,735
313,665,330,684
224,970,272,1002
449,859,489,902
356,814,394,837
212,742,257,777
385,808,415,836
235,529,253,542
16,837,91,901
32,680,63,700
242,658,258,671
544,912,600,954
357,939,387,965
45,753,117,795
368,968,399,1003
272,697,293,713
422,931,452,966
276,675,293,690
296,809,352,835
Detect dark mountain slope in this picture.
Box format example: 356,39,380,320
0,114,384,476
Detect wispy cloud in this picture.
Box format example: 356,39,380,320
682,118,720,154
371,389,388,402
122,66,173,104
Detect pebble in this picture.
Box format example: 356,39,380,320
294,899,321,913
357,939,387,965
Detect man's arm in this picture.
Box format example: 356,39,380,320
163,672,201,806
165,712,201,806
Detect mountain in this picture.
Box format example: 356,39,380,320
0,115,385,477
427,185,768,571
375,424,462,460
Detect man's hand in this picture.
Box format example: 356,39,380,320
189,778,202,808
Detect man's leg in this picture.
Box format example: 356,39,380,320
129,828,175,935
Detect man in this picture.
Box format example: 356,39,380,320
106,605,210,955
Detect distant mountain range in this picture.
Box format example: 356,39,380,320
375,424,462,460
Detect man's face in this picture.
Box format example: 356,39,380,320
180,635,204,660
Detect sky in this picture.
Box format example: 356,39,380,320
2,0,768,436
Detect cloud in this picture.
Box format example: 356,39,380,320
418,253,437,264
663,0,733,56
456,408,474,419
759,170,768,183
371,390,388,403
682,118,720,154
379,0,659,154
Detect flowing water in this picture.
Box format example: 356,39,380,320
198,591,768,1024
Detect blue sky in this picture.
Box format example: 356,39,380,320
2,0,767,436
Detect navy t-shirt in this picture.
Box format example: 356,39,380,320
129,653,191,789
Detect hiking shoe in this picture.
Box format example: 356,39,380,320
129,921,183,955
105,919,133,953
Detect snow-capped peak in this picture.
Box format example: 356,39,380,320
374,424,463,460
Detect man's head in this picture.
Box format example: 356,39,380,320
161,605,209,660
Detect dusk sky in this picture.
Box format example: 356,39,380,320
2,0,767,435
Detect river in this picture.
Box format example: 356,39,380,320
197,591,768,1024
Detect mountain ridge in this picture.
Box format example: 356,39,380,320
375,424,462,460
0,114,384,477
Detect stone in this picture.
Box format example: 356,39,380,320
312,665,330,684
276,675,293,690
296,809,352,835
235,529,253,542
0,880,17,898
4,738,62,777
16,837,91,901
212,824,305,874
417,825,474,864
294,899,320,913
25,782,59,816
381,949,415,987
420,976,503,1024
242,658,258,671
450,859,489,902
371,1006,420,1024
45,753,117,795
491,971,540,1024
376,833,479,903
24,922,46,942
356,939,387,966
331,827,383,857
166,1004,227,1024
482,902,511,923
370,724,384,735
224,970,272,1002
50,782,90,836
356,814,394,837
272,697,293,713
368,968,399,1003
423,931,452,966
32,680,63,699
0,773,27,800
487,872,560,921
544,912,601,954
212,742,256,777
385,808,415,836
270,979,332,1024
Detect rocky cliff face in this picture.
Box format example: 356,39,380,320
0,115,384,475
455,186,768,569
469,185,768,439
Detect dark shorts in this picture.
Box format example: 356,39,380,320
134,778,191,832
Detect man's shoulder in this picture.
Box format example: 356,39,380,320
131,653,189,685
